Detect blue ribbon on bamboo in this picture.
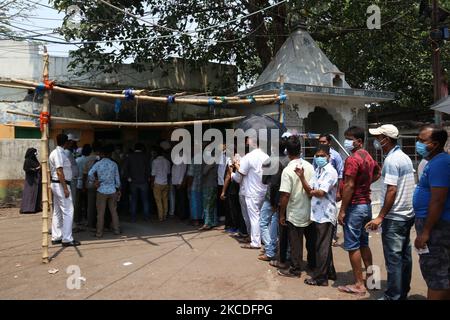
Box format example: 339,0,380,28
167,95,176,104
124,88,135,101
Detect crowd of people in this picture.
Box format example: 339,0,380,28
37,122,449,300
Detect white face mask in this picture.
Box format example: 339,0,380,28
344,139,355,152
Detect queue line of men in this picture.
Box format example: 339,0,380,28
221,124,449,300
47,123,450,300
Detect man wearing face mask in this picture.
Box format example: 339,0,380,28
365,124,415,300
337,126,381,296
412,124,450,300
296,145,338,286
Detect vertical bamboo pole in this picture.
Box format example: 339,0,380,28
41,48,50,263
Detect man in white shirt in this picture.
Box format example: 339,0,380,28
171,152,188,219
297,144,338,285
49,134,80,247
151,148,171,221
233,137,269,249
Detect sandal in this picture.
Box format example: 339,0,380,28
338,285,367,296
304,278,328,286
237,237,251,244
198,225,212,231
240,244,260,249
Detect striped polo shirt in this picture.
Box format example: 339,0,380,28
380,145,415,221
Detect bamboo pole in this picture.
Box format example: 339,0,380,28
41,49,50,264
10,79,280,106
7,110,279,126
0,83,35,90
7,110,279,127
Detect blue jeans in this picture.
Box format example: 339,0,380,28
260,200,278,258
382,218,414,300
130,183,150,220
343,204,372,251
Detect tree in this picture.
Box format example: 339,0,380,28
52,0,450,111
0,0,34,36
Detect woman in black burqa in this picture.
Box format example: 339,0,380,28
20,148,42,213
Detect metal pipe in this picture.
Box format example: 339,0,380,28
330,134,350,156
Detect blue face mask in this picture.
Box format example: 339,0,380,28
344,139,354,152
314,156,328,168
416,141,430,158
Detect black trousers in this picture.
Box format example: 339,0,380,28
175,186,189,219
227,192,245,233
288,221,316,271
74,188,87,223
313,222,336,281
278,223,289,263
217,187,225,218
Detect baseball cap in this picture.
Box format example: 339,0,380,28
369,124,399,139
281,132,293,139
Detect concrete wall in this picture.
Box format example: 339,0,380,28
0,139,40,206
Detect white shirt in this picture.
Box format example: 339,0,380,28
217,152,227,186
238,148,269,199
49,146,72,181
151,156,171,185
309,163,338,225
64,149,79,178
171,163,187,185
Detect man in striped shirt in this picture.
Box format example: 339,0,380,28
366,124,415,300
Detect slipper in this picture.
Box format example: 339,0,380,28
241,244,260,249
338,285,367,296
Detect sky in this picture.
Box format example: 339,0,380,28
13,1,76,56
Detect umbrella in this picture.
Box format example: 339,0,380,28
235,114,287,155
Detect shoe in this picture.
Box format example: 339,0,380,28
113,230,121,235
269,260,288,269
51,240,62,245
277,268,301,278
62,240,81,247
258,254,274,262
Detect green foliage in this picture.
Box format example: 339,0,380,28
51,0,450,109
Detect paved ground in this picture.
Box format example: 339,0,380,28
0,208,427,300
